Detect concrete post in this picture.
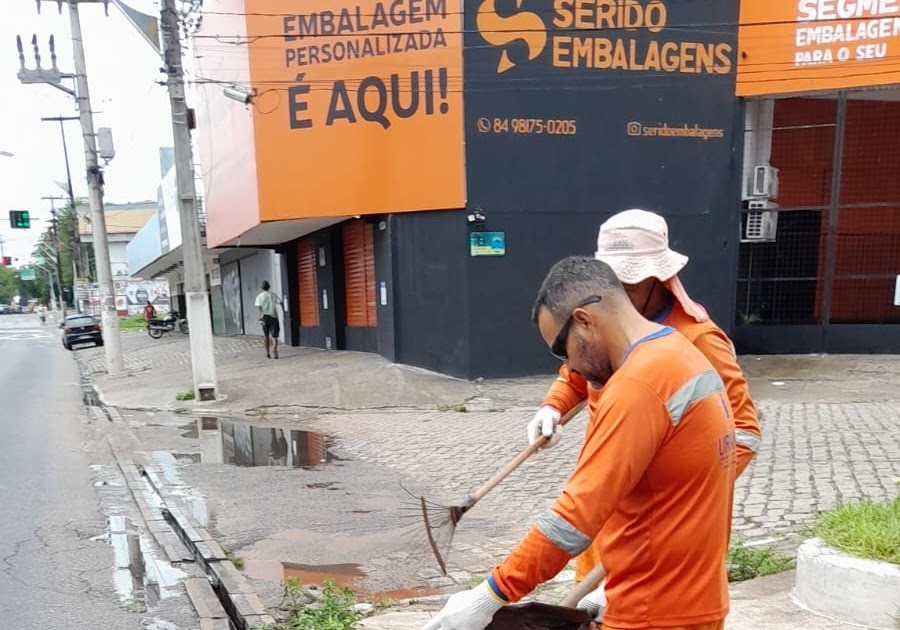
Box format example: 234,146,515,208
160,0,217,400
67,0,124,374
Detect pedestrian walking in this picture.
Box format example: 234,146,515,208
143,300,156,322
424,257,737,630
524,209,762,584
255,280,282,359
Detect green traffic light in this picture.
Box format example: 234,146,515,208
9,210,30,229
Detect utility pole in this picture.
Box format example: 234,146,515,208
43,194,78,308
160,0,217,401
41,115,86,280
38,263,58,311
65,0,123,373
47,200,68,314
18,1,122,371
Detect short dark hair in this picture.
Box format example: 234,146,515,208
532,256,624,324
261,280,270,291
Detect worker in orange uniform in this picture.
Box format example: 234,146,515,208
423,256,737,630
526,209,761,586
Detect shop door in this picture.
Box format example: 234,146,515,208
735,93,900,354
297,238,319,328
342,221,377,352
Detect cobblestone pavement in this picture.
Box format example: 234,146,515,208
80,335,900,607
299,398,900,572
75,331,264,375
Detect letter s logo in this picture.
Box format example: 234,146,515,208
476,0,547,73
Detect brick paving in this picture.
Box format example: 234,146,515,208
76,330,263,375
303,398,900,571
80,334,900,597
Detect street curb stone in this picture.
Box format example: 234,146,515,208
78,360,266,630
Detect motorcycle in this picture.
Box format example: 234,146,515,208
147,311,189,339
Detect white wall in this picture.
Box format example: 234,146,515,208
109,242,129,277
239,250,284,342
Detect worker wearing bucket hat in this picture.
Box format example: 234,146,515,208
425,257,735,630
525,209,761,585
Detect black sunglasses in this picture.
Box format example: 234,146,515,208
550,295,603,360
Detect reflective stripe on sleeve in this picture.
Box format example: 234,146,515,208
535,509,592,556
735,429,762,452
555,376,568,383
666,370,725,426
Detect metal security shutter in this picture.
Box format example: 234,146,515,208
342,221,377,328
297,238,319,327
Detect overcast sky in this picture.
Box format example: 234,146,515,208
0,0,171,264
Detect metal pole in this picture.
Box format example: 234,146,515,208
43,266,58,312
49,115,86,280
49,202,68,315
820,92,847,347
67,0,123,374
161,0,217,400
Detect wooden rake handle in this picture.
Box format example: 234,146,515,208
469,400,588,505
559,562,607,608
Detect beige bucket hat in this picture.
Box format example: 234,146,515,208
595,209,709,323
594,209,688,283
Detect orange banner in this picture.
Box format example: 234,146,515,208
245,0,465,221
737,0,900,96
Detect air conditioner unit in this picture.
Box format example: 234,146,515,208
751,165,779,198
741,200,779,243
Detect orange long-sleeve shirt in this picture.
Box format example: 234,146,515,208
492,328,736,627
543,301,761,475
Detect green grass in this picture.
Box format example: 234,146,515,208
119,315,148,331
222,547,245,570
438,403,467,412
813,497,900,565
175,390,196,401
727,539,794,582
292,580,360,630
251,579,365,630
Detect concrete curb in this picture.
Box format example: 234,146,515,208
140,460,275,630
104,404,275,629
794,538,900,629
161,498,275,630
107,443,231,627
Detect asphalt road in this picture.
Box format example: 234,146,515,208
0,313,144,628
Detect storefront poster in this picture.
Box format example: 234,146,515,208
737,0,900,96
464,0,740,216
244,0,466,220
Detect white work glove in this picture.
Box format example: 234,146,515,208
422,581,504,630
526,405,562,448
576,584,607,621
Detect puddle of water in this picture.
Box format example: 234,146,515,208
245,560,363,586
244,559,442,600
183,417,336,469
152,451,184,485
108,515,187,607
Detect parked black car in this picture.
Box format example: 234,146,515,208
61,314,103,350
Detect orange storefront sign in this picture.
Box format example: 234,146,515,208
737,0,900,96
245,0,465,221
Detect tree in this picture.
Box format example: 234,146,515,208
0,266,18,304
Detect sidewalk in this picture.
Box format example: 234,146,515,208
74,333,900,629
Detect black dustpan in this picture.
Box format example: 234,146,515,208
486,601,594,630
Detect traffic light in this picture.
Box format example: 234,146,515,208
1,256,11,266
9,210,30,229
